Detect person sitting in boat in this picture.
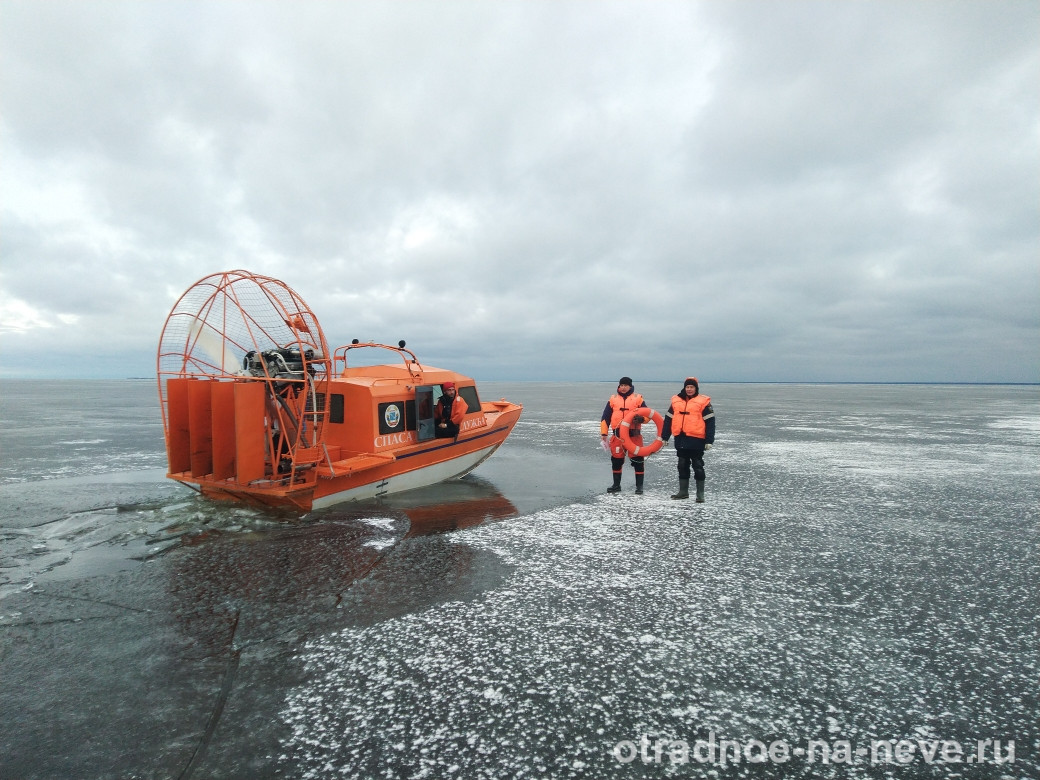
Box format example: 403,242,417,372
435,382,467,438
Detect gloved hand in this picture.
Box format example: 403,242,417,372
704,443,713,451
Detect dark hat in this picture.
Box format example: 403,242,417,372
618,376,634,386
684,377,698,386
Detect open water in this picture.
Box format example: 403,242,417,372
1,380,1038,779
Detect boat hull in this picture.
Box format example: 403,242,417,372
170,407,520,512
311,438,503,509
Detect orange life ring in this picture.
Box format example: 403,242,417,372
618,406,665,457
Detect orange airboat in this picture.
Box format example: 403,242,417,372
157,270,522,511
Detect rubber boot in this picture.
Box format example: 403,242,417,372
671,478,689,500
695,480,705,503
634,473,644,495
607,474,622,494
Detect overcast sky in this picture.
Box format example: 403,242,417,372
1,1,1037,383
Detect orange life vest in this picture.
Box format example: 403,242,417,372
608,392,645,429
436,395,467,426
670,394,711,438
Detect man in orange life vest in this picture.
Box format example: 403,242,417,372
600,376,647,494
661,377,715,502
435,382,467,438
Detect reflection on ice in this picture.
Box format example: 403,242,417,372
162,477,520,660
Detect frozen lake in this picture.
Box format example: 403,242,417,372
1,380,1037,778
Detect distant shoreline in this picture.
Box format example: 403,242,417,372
0,377,1036,387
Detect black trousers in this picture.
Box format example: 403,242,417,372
611,455,645,475
676,450,705,481
610,428,644,482
435,422,460,438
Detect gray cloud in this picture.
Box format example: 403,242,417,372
1,0,1037,382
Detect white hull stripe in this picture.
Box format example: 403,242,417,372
310,442,502,510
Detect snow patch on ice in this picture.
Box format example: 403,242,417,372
990,415,1040,439
359,516,400,532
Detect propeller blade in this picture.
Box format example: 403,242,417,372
188,317,240,373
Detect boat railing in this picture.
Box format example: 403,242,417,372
332,340,424,383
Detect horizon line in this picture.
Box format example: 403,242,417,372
1,377,1037,387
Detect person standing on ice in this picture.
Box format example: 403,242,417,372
435,382,467,438
661,377,715,502
600,376,647,494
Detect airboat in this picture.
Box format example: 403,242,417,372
156,270,522,511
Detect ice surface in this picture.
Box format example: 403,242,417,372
279,482,1038,778
272,385,1039,778
2,381,1036,779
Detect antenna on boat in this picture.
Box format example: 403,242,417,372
399,340,406,348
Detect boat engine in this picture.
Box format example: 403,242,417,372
242,347,315,384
